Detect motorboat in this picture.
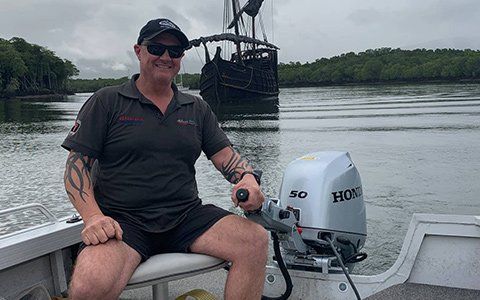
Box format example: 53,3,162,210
1,152,479,299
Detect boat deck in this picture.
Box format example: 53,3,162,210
121,272,480,300
365,282,480,300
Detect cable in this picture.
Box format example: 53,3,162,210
345,252,368,264
194,47,203,64
325,236,361,300
261,232,293,300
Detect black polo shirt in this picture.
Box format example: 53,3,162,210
62,74,231,232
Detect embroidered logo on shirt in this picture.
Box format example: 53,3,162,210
69,120,81,136
177,119,197,126
118,115,144,125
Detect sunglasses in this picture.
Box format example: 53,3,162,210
142,42,185,58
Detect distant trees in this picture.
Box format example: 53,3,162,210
180,73,201,89
68,77,130,93
67,48,480,94
9,46,477,96
278,48,480,86
0,37,79,98
67,73,202,93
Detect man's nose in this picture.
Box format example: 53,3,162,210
159,50,172,59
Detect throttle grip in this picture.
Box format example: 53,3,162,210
236,188,249,202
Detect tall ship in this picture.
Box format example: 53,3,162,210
189,0,279,104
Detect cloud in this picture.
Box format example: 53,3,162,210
112,63,128,71
1,0,479,78
75,58,137,79
348,9,382,26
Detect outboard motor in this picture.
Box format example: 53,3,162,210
243,151,367,299
278,151,366,272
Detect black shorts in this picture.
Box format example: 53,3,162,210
78,204,232,262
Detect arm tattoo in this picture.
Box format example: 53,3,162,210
64,152,95,203
220,147,252,183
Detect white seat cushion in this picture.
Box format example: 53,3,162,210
126,253,227,289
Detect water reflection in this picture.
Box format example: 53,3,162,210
0,96,76,222
211,98,280,133
0,98,67,124
210,97,278,120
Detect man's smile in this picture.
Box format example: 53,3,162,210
154,62,172,69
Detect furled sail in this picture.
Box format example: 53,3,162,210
244,0,264,17
227,0,265,29
188,33,279,49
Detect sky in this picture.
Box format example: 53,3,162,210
1,0,479,78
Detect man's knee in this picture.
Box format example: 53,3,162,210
242,221,269,259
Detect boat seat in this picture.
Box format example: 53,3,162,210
125,253,227,300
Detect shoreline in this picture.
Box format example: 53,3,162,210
3,79,479,98
278,78,480,88
1,93,68,101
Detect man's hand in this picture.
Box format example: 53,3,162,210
81,214,123,245
232,174,265,211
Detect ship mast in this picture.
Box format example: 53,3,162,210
231,0,243,63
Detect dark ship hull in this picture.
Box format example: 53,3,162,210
199,48,279,104
189,0,279,105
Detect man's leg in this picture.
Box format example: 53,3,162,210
69,239,141,300
190,215,269,300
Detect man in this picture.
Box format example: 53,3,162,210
62,18,268,299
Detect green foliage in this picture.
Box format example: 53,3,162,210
68,77,130,93
0,37,79,98
18,46,479,96
68,73,202,93
278,48,480,86
87,47,480,92
0,39,28,96
177,73,201,89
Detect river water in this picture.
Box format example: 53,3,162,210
1,83,479,275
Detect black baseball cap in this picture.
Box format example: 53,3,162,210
137,18,190,49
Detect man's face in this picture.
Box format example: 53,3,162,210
134,32,184,84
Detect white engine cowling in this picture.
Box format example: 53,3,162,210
278,151,367,255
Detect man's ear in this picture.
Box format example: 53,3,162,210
134,44,142,60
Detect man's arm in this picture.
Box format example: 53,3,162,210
210,146,264,211
64,151,122,245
